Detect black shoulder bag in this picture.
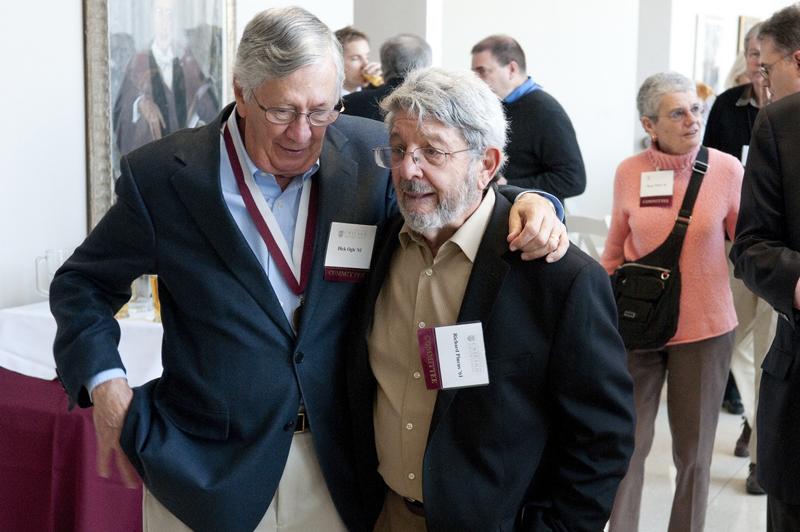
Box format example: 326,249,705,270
612,146,709,351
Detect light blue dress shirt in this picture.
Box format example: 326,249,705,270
88,123,317,397
503,76,542,104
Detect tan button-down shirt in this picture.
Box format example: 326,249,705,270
368,188,496,502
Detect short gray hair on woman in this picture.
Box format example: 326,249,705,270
379,34,432,81
380,67,508,170
233,7,344,101
637,71,696,120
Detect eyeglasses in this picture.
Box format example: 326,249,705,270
373,146,474,169
252,93,344,127
660,103,704,122
759,54,792,80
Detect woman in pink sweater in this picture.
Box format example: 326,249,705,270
602,72,742,532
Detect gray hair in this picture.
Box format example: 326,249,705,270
381,67,507,171
745,22,763,50
471,35,527,73
637,71,696,119
379,34,433,81
759,4,800,55
233,7,344,101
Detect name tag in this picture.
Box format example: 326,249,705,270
324,222,377,282
417,322,489,390
741,145,749,165
640,170,674,207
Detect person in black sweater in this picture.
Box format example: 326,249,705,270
343,34,431,122
471,34,585,203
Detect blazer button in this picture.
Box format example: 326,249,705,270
294,352,305,363
284,420,295,431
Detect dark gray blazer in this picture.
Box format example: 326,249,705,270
348,190,635,531
730,91,800,505
50,103,394,532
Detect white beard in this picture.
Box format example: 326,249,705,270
397,164,482,234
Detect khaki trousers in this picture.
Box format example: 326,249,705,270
608,331,734,532
729,269,778,458
143,432,347,532
373,490,427,532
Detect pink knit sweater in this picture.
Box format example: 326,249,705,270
600,145,743,345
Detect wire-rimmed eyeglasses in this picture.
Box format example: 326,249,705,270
252,93,344,127
373,146,474,169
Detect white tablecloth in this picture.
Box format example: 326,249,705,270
0,302,163,386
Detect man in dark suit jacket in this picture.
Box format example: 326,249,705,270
51,8,570,532
343,33,431,122
730,6,800,530
347,67,634,532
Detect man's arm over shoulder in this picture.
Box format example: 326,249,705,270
50,155,156,408
526,256,634,531
730,104,800,318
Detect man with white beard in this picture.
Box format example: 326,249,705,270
346,67,635,532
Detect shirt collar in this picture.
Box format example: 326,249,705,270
398,187,496,262
735,84,760,108
503,76,542,104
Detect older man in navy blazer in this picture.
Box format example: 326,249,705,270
50,7,568,532
347,68,634,532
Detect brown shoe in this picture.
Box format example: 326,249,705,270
735,419,751,458
746,463,765,495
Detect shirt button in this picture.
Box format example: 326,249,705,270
425,268,433,277
408,473,416,480
406,422,413,430
413,371,421,379
418,321,426,328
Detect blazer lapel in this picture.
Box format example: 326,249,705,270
170,104,293,339
296,125,360,333
429,189,513,436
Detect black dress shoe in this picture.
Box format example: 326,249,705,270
723,398,745,415
735,419,751,458
746,463,765,495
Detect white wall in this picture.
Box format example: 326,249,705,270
354,0,428,62
440,0,641,219
0,3,87,308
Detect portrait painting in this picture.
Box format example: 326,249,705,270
84,0,235,227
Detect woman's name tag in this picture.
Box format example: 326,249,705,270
417,322,489,390
640,170,674,207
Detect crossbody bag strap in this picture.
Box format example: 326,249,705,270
635,146,709,267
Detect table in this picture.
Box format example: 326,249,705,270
0,302,164,531
0,302,163,385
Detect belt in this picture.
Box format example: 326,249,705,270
403,496,425,517
294,411,309,433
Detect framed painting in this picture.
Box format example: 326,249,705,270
738,15,761,54
84,0,235,228
693,14,736,95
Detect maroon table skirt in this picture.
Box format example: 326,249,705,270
0,366,142,531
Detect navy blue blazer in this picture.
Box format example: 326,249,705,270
730,91,800,504
51,103,394,532
347,190,635,531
